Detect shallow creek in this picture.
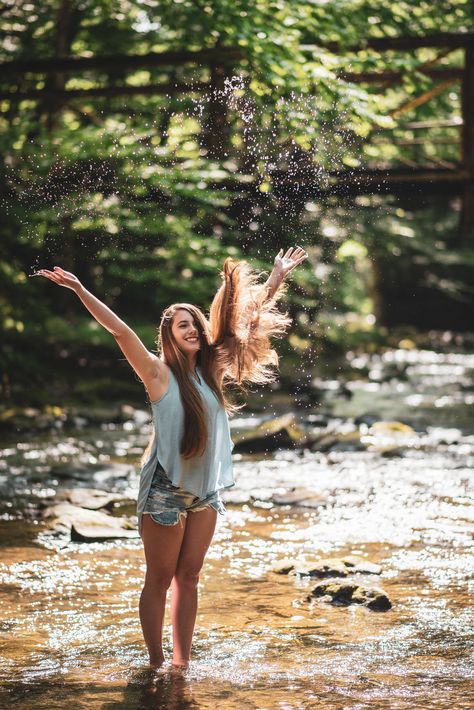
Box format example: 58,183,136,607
0,346,473,709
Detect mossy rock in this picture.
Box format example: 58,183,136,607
233,413,306,453
309,579,391,611
369,421,415,435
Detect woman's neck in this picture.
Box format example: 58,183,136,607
187,353,198,371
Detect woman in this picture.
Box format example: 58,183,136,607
36,246,307,669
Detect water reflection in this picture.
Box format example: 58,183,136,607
118,667,199,710
0,345,473,708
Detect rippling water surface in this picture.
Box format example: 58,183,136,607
1,346,473,709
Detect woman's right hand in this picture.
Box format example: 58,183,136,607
34,266,83,293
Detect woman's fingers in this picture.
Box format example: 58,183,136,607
276,246,307,263
281,248,308,273
36,270,57,280
32,268,70,286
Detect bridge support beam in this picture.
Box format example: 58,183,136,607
460,46,474,244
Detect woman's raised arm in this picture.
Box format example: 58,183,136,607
262,246,308,301
208,247,307,385
34,266,166,393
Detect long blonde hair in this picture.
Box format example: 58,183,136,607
149,258,291,460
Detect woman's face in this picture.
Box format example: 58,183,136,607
171,309,201,356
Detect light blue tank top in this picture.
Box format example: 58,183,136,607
137,366,234,528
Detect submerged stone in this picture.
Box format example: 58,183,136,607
309,579,391,611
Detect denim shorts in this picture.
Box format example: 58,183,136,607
142,463,226,526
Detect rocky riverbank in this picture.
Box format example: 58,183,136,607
0,342,473,708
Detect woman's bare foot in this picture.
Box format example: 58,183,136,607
149,654,165,670
171,658,189,670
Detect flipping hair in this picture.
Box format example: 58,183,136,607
152,259,291,460
209,258,291,386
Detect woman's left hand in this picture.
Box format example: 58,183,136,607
273,246,308,278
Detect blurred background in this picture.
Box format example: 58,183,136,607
1,0,473,410
1,5,474,706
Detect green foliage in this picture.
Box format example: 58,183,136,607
0,1,472,402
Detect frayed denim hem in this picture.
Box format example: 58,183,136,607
143,510,187,527
189,500,226,516
143,499,226,527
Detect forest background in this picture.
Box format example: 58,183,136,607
1,0,473,411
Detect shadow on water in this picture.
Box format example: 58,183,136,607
120,668,199,709
1,671,197,710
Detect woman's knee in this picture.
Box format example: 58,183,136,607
174,566,200,589
144,569,174,592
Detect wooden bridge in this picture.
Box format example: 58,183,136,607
2,31,473,238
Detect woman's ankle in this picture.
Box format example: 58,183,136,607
149,653,165,669
171,657,189,668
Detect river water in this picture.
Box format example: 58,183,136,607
0,345,473,709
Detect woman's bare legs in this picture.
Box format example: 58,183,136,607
139,514,186,668
170,507,218,667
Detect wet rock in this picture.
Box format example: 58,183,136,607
57,488,134,510
71,520,138,542
272,556,382,579
308,579,391,611
381,447,407,458
42,501,139,541
271,488,326,508
369,421,415,435
232,414,306,454
0,402,150,433
309,430,365,453
365,421,417,454
270,560,298,574
50,462,133,482
48,462,96,481
296,558,349,578
340,556,382,575
72,405,128,425
0,406,66,433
